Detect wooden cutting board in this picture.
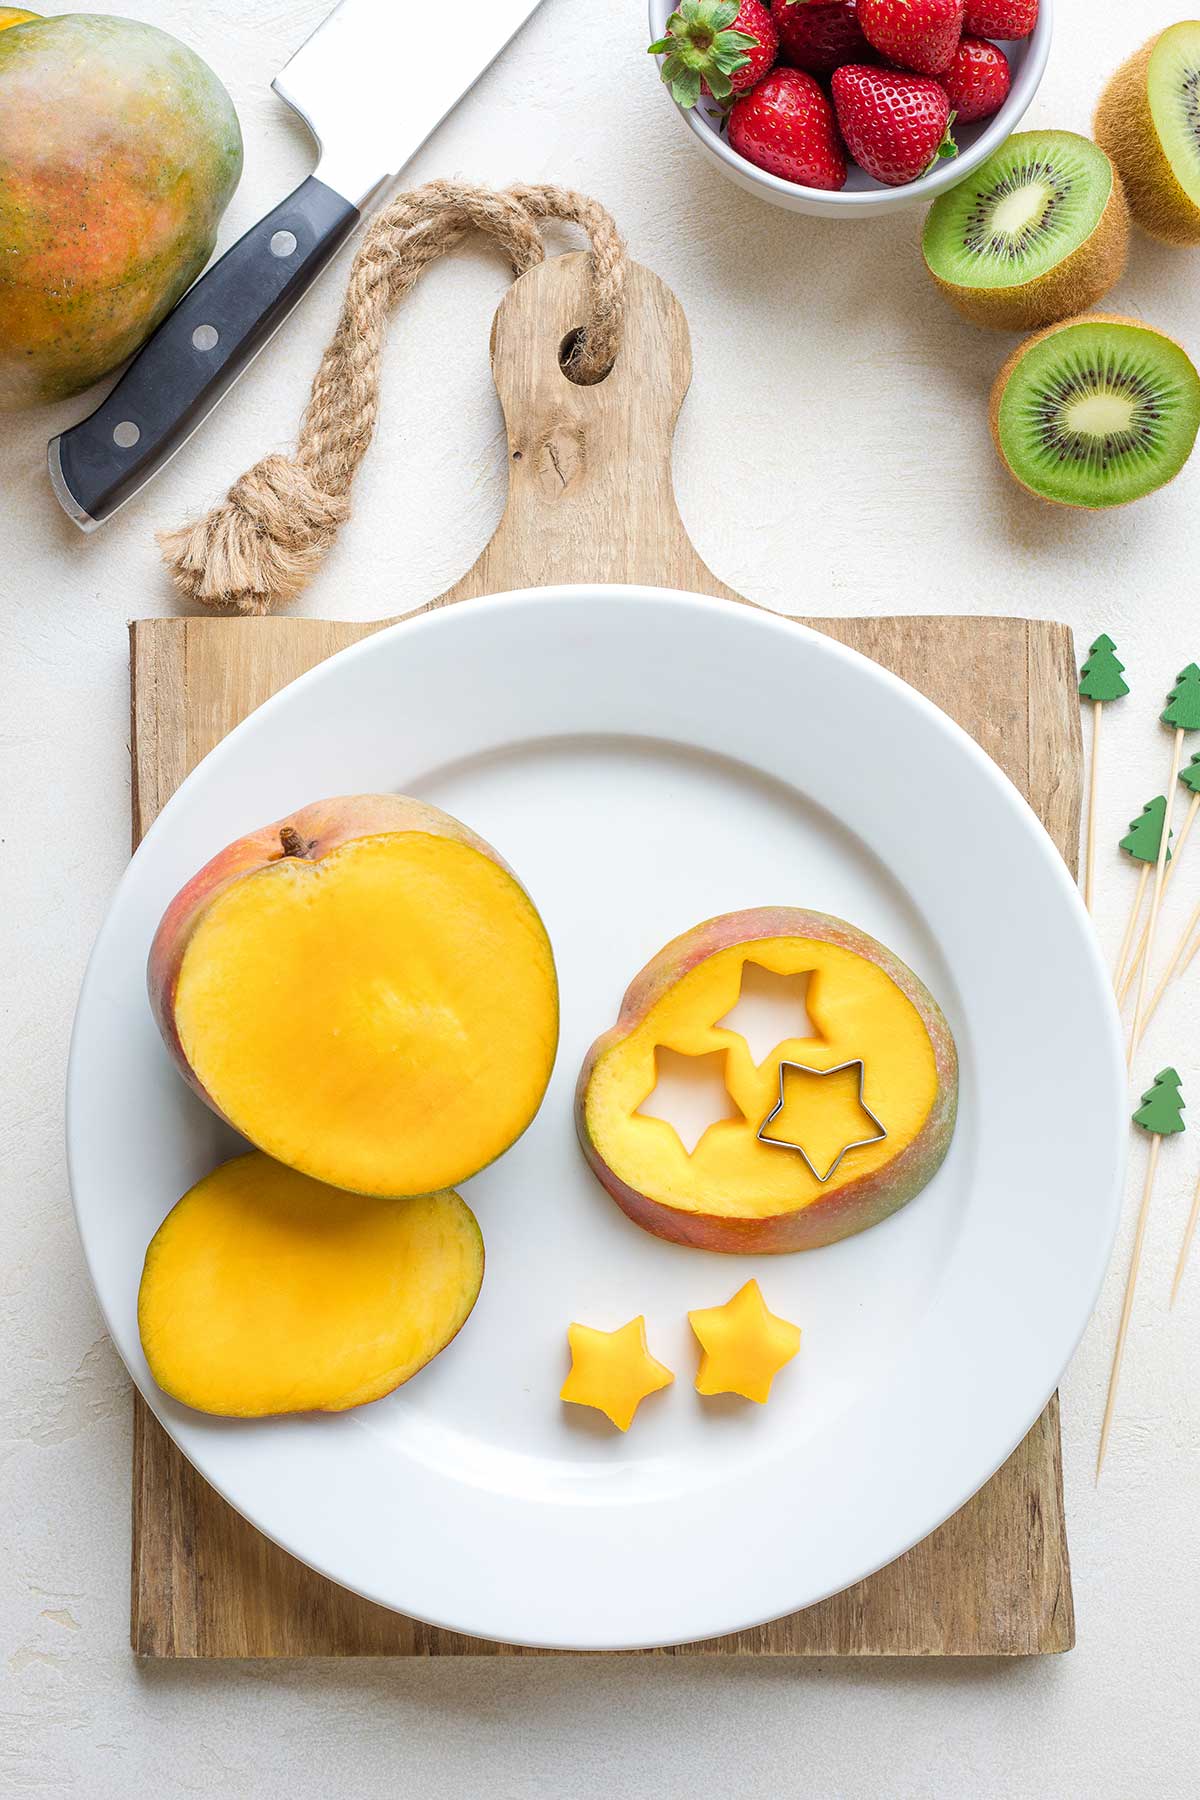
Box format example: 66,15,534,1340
128,252,1080,1657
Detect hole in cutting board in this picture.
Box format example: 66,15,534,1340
558,327,615,386
715,964,819,1065
635,1048,743,1155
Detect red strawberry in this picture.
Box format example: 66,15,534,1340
831,63,956,184
858,0,963,76
962,0,1037,38
773,0,871,76
941,35,1010,122
728,67,847,188
649,0,779,108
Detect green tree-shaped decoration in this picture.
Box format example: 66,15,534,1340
1119,796,1173,864
1130,667,1200,1045
1101,1069,1187,1474
1079,633,1130,702
1180,751,1200,795
648,2,759,108
1162,663,1200,731
1079,634,1129,913
1133,1067,1186,1135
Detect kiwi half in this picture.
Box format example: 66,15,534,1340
990,314,1200,510
1095,24,1200,246
923,132,1129,332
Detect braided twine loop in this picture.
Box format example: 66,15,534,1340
158,180,626,616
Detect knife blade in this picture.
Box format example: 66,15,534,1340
47,0,547,531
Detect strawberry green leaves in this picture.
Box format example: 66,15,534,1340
925,112,960,176
649,0,770,109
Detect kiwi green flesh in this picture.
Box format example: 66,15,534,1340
997,321,1200,508
923,132,1113,291
1149,22,1200,211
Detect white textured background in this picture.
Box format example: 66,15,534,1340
2,0,1198,1792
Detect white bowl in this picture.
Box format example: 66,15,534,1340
648,0,1054,216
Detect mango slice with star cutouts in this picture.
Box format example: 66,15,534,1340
576,908,958,1254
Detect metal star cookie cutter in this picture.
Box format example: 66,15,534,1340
756,1058,887,1184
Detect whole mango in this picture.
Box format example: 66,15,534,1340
0,13,242,408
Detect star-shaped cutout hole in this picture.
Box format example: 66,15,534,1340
757,1059,886,1183
560,1316,674,1431
688,1279,801,1404
714,962,820,1065
635,1047,743,1155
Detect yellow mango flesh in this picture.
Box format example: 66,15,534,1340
586,937,939,1219
174,833,558,1197
138,1153,484,1417
689,1280,801,1403
559,1317,674,1431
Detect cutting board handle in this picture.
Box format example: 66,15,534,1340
426,251,738,614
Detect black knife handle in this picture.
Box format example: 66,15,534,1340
49,175,359,528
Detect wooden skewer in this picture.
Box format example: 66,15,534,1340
1097,1132,1162,1480
1128,729,1186,1065
1084,698,1102,913
1078,639,1129,913
1138,898,1200,1040
1170,1165,1200,1308
1114,863,1151,992
1117,790,1200,1004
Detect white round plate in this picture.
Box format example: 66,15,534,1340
68,587,1124,1649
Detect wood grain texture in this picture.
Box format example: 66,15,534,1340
128,252,1080,1658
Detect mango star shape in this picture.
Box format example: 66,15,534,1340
560,1316,674,1431
688,1279,801,1404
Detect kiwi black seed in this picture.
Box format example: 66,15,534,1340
923,131,1129,332
989,313,1200,510
1095,23,1200,246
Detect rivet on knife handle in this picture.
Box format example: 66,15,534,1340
48,176,359,531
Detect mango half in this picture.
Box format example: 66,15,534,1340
139,1153,483,1417
576,909,958,1254
149,795,559,1198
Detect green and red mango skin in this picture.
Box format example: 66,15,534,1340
147,795,519,1124
0,13,242,408
576,907,959,1254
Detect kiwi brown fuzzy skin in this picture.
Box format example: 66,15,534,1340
1094,34,1200,246
988,312,1195,512
926,168,1130,332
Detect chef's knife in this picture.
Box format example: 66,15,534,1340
48,0,546,531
